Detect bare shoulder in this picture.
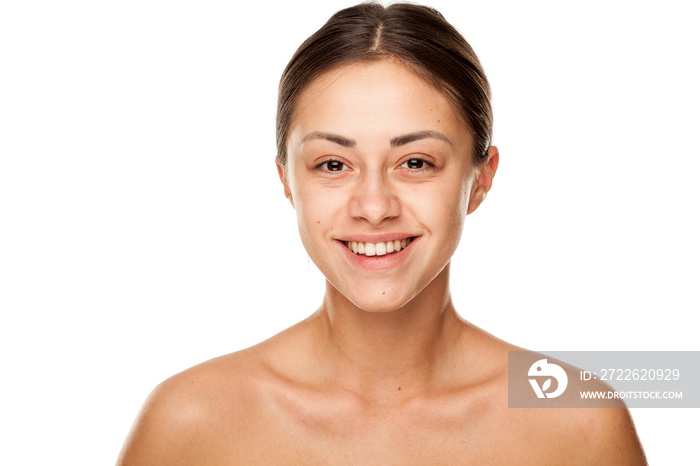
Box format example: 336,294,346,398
534,366,647,464
513,399,647,465
561,405,647,465
461,327,647,464
116,348,261,465
116,322,309,465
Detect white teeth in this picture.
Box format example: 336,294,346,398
344,238,413,256
375,242,387,256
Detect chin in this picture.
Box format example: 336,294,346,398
342,286,419,314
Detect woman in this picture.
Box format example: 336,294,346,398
118,3,646,464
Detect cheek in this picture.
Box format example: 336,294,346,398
292,185,341,247
418,175,471,222
419,176,471,254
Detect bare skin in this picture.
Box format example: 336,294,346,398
118,60,646,465
117,298,646,465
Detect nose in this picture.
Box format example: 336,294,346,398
348,169,400,225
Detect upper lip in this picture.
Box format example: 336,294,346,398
335,233,419,243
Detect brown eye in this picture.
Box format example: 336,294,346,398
327,160,344,171
318,160,348,171
401,158,425,169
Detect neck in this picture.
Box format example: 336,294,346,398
312,266,466,402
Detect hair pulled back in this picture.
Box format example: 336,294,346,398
276,2,492,167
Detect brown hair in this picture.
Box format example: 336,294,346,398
276,2,492,167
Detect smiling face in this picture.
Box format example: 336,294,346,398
279,60,493,313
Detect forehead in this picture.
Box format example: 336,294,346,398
288,60,472,152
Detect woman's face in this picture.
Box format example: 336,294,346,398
280,60,488,313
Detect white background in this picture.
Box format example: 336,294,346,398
1,0,698,464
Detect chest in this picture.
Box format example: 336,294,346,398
225,397,553,465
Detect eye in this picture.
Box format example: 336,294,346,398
399,158,432,170
316,159,348,172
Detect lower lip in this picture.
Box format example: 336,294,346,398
337,238,418,272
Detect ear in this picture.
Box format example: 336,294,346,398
275,157,294,207
467,145,499,215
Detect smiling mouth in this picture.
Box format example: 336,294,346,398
343,238,414,256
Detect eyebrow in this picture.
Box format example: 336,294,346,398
300,129,452,148
300,131,357,148
390,130,452,147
